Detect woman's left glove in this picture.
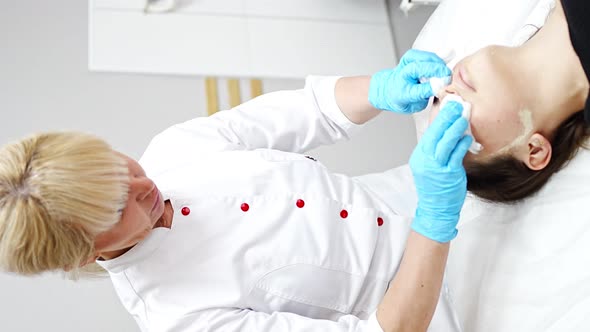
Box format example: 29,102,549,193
369,49,451,114
409,101,473,243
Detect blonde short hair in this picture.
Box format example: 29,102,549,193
0,132,129,275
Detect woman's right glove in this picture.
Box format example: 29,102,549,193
368,49,451,114
409,101,473,243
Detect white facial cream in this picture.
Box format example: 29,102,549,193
493,109,533,155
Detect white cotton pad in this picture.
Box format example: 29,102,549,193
419,76,452,96
440,94,484,154
429,76,452,96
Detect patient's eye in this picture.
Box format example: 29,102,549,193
433,96,440,104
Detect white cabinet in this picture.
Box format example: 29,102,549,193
89,0,397,78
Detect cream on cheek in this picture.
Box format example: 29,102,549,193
490,109,533,156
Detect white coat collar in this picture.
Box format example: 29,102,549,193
96,224,170,274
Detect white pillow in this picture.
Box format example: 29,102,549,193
410,0,590,330
448,147,590,331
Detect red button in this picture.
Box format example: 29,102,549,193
340,209,348,219
296,199,305,208
377,217,384,227
241,203,250,212
181,207,191,216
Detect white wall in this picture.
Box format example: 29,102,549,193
90,0,397,79
389,0,437,54
0,1,433,331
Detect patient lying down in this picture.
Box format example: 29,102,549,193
427,0,589,203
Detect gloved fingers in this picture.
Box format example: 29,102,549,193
406,81,435,102
401,62,452,84
448,135,473,168
420,101,464,155
434,116,469,165
399,49,448,67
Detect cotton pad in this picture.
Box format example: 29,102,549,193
418,75,451,119
440,94,484,154
419,76,452,96
429,76,452,96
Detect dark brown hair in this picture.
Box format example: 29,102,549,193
465,111,590,203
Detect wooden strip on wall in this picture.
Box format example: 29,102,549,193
227,79,241,108
250,79,263,99
205,77,219,116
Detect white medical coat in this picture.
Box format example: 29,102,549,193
98,76,461,332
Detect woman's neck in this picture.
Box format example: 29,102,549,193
98,201,174,261
153,200,174,229
512,1,589,133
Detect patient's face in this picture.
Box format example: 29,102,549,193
428,45,532,160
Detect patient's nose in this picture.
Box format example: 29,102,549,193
437,89,450,100
444,84,459,95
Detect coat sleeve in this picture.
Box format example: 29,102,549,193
138,76,364,172
153,308,384,332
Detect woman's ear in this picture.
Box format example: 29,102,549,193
524,133,552,170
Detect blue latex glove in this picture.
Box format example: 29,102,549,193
369,49,451,114
409,101,473,243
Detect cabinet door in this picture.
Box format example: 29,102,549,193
244,0,389,23
89,0,397,78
